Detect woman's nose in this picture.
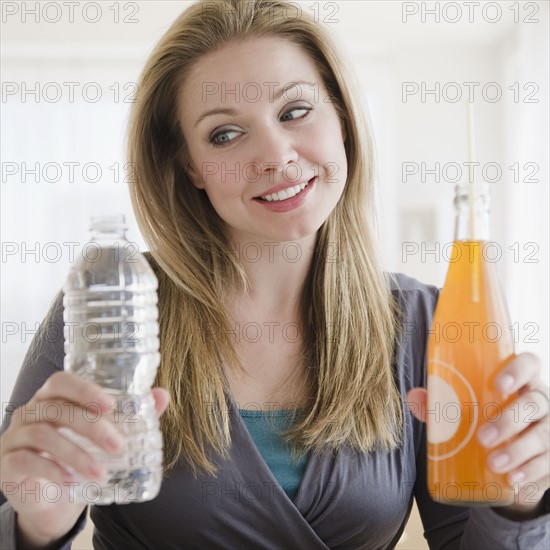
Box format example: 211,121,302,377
250,126,299,177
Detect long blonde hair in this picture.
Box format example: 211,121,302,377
127,0,402,476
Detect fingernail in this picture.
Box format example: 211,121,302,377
101,398,116,411
64,469,78,482
491,452,511,471
498,374,515,393
478,426,498,447
88,462,105,479
509,470,526,484
105,434,123,451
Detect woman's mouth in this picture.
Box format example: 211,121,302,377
256,177,317,202
252,176,317,213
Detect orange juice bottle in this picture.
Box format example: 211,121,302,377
427,182,517,506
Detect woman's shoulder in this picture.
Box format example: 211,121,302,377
385,271,440,331
386,273,440,390
385,271,439,296
385,271,440,310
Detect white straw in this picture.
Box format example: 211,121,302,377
466,101,476,236
466,101,479,302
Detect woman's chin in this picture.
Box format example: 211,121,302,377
263,228,319,245
229,222,321,246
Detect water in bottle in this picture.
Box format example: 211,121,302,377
62,214,163,504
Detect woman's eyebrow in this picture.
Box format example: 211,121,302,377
193,80,317,128
194,107,239,129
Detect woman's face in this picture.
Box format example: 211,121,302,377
178,36,348,244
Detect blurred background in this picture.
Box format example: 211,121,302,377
1,1,548,548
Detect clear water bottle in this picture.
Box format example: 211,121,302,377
62,214,163,504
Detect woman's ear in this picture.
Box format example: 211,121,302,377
185,160,205,190
341,120,347,143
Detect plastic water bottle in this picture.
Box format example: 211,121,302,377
62,214,163,504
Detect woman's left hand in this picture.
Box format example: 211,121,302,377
407,352,550,519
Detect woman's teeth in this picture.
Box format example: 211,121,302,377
260,181,308,202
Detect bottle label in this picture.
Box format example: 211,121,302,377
427,359,479,461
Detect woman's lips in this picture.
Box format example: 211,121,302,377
253,176,317,213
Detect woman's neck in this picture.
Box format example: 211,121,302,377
225,232,316,316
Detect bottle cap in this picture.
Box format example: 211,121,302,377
89,214,127,232
455,181,490,198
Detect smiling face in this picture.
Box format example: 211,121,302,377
177,36,348,244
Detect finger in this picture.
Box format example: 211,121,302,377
2,449,77,485
507,453,550,486
477,390,550,447
494,352,541,395
487,422,549,474
3,423,106,481
513,475,550,508
9,400,123,454
152,388,170,417
33,371,116,412
406,388,427,422
526,387,550,418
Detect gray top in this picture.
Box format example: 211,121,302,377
1,272,549,549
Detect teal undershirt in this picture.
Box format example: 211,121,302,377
239,409,309,500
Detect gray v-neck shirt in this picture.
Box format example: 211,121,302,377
1,272,549,549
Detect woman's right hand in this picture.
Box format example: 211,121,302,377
0,372,170,548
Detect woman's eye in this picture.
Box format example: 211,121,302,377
280,106,312,122
210,128,241,147
209,107,311,148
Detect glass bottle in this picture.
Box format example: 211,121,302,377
427,183,517,506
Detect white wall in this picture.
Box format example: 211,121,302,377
1,2,548,547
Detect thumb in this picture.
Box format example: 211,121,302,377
152,387,170,417
406,388,428,423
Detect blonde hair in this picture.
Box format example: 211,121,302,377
127,0,402,476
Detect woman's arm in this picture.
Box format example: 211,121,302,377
0,291,90,549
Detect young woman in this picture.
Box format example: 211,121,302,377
1,1,549,548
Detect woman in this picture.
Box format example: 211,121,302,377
1,1,549,548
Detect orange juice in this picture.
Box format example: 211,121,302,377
427,192,517,506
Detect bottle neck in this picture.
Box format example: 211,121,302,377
89,215,128,245
454,183,491,241
90,228,128,244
